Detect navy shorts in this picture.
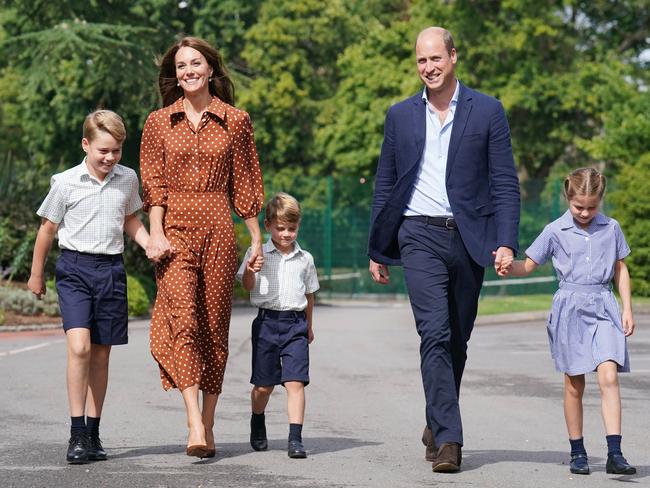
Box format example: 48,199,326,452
251,308,310,387
55,250,128,345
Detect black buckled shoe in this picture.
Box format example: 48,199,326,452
606,454,636,475
87,433,107,461
66,432,89,464
250,422,268,451
569,453,590,475
288,440,307,459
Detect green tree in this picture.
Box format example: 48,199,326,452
588,91,650,295
240,0,364,172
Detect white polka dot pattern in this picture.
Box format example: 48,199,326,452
140,96,264,394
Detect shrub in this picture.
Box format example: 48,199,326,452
127,274,150,316
609,153,650,296
0,284,60,316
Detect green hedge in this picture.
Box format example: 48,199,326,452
127,274,150,316
0,273,152,322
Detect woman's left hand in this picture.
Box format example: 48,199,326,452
248,241,264,270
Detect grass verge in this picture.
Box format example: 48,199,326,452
478,293,650,316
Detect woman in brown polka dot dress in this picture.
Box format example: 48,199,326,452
140,37,264,457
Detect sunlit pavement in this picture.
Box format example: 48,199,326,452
1,304,648,487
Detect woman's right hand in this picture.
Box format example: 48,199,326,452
146,230,173,262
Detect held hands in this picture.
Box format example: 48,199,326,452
369,259,390,285
622,309,635,336
247,241,264,273
146,231,173,262
493,247,514,277
27,275,46,299
246,254,264,273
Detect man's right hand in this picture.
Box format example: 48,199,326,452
369,259,390,285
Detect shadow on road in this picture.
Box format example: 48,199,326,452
463,449,647,479
110,436,381,463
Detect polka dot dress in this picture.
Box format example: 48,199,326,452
140,96,264,395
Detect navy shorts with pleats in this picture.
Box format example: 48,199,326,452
250,308,309,386
55,249,128,345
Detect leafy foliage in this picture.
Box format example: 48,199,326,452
127,274,150,316
597,91,650,296
0,283,60,317
0,0,648,292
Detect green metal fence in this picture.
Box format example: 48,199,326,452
259,175,565,298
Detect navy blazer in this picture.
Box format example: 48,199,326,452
368,83,520,267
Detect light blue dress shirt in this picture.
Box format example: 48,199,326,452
404,80,460,217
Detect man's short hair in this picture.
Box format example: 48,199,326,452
416,26,455,55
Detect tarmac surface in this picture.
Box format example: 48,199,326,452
1,302,648,487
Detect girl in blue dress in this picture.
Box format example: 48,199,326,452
503,168,636,476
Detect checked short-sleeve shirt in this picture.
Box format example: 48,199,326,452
237,239,320,311
37,160,143,254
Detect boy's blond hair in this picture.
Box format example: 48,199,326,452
265,192,301,223
83,110,126,143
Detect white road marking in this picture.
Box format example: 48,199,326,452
0,340,64,357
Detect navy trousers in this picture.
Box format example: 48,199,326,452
398,218,484,446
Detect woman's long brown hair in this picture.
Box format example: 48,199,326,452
158,37,235,107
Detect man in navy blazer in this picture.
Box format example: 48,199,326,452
368,27,520,473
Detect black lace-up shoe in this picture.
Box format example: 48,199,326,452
87,433,107,461
250,421,268,451
606,454,636,475
569,453,590,475
288,440,307,458
66,432,89,464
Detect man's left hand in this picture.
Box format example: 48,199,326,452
493,246,514,275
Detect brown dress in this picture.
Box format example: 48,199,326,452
140,96,263,394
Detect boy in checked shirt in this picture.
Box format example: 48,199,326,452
28,110,149,464
237,192,319,458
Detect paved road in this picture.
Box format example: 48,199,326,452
1,303,648,487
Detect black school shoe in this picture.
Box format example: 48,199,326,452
87,433,107,461
606,454,636,475
66,432,90,464
288,440,307,459
569,453,590,475
250,418,268,451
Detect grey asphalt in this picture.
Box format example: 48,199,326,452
1,303,648,488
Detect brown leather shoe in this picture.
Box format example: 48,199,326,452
421,426,437,462
432,443,461,473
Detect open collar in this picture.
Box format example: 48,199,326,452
558,209,609,232
169,96,227,124
78,157,122,183
264,238,302,258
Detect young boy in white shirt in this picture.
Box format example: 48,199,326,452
28,110,149,464
237,192,319,458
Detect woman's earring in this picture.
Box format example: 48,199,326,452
177,81,180,86
208,77,213,82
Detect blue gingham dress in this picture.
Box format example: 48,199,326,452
526,210,631,375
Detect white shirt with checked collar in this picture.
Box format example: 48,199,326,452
37,159,143,255
236,239,320,311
